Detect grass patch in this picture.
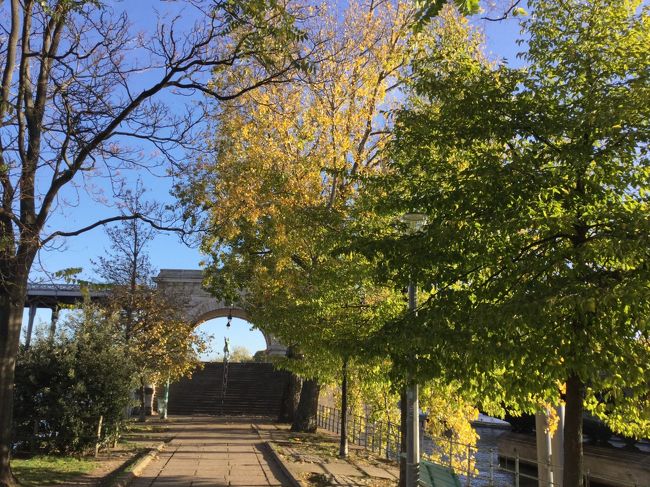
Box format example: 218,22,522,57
12,455,97,486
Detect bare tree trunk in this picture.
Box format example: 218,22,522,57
0,278,28,486
563,373,585,487
339,357,349,458
291,379,320,432
399,391,407,487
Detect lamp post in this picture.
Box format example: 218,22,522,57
401,212,427,487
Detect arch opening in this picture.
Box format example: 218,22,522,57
194,315,268,362
154,269,287,357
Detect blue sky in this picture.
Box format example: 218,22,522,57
23,1,527,358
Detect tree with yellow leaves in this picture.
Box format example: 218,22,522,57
177,0,480,477
178,0,413,429
105,286,206,421
96,187,206,421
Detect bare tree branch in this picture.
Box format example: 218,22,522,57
41,213,187,245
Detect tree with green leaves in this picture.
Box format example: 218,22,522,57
13,305,134,454
371,1,649,484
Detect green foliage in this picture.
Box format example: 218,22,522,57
372,0,650,437
13,307,134,454
413,0,480,31
53,268,83,283
230,346,253,362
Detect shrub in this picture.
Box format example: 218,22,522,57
13,306,135,454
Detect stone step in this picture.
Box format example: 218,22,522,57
168,362,289,417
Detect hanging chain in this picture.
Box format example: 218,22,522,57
221,356,229,414
221,332,231,415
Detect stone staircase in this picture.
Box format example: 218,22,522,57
167,362,289,417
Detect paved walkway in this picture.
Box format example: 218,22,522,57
131,417,291,487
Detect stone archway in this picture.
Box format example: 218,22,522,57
154,269,286,356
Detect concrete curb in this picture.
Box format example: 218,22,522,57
106,441,166,487
264,441,305,487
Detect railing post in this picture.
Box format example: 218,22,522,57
515,451,520,487
386,422,392,460
449,438,453,467
365,417,369,448
489,448,494,486
466,444,471,486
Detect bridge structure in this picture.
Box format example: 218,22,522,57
154,269,286,356
24,283,110,347
24,269,286,355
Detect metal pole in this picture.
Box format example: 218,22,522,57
466,444,471,487
449,438,453,467
405,279,420,487
377,422,384,455
515,451,520,487
489,448,494,486
363,418,367,447
162,378,170,420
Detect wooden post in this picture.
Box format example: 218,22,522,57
31,419,39,454
94,415,103,457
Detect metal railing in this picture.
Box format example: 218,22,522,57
317,404,403,461
316,405,641,487
27,283,82,291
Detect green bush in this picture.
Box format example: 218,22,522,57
13,307,135,454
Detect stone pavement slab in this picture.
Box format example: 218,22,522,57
131,416,290,487
356,465,397,480
321,462,363,477
258,423,398,486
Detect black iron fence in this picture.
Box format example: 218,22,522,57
316,404,640,487
317,404,402,461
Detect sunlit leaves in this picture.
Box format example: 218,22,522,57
375,0,650,438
